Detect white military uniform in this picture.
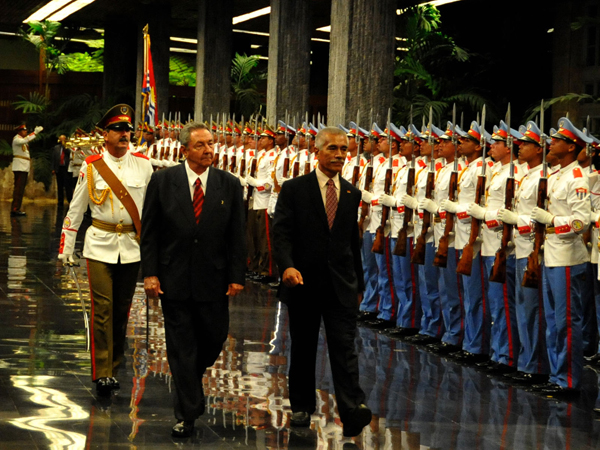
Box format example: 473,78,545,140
59,151,153,263
12,132,36,172
249,148,277,211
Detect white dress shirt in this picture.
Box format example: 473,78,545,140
315,166,340,207
185,160,209,200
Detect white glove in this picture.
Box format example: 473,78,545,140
401,194,418,210
246,176,258,187
419,198,438,214
58,254,75,265
238,175,247,187
531,207,554,225
591,210,600,224
440,199,459,213
467,203,486,220
379,193,397,208
498,208,518,225
34,126,43,134
361,190,373,204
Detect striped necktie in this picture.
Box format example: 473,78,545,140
193,178,204,223
326,179,337,229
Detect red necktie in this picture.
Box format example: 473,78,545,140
326,179,337,229
60,148,65,166
193,178,204,223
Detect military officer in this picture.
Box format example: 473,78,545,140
11,123,43,216
58,104,153,396
529,117,592,395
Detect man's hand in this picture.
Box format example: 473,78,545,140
440,199,459,213
467,203,486,220
531,207,554,225
282,268,304,287
498,208,518,225
419,198,438,214
379,193,397,208
361,190,373,204
34,126,43,134
246,176,258,187
401,194,418,210
58,253,75,265
226,283,244,297
144,276,164,298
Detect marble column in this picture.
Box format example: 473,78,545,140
195,0,233,120
266,0,311,125
328,0,395,126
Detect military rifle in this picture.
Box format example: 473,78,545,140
372,108,393,254
352,109,362,187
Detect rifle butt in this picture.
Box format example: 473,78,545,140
410,234,426,265
456,244,474,276
488,249,506,284
522,254,541,289
371,228,385,254
392,229,407,256
433,237,448,268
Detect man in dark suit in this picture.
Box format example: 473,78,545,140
141,122,246,438
52,134,72,205
273,127,372,438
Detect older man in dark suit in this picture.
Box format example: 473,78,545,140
141,122,246,438
273,126,372,438
52,134,72,205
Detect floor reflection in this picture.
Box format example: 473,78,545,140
1,204,600,449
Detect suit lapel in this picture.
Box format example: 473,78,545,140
331,178,352,232
307,171,329,230
173,164,196,227
197,168,221,228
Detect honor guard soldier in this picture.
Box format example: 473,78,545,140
58,104,153,396
468,121,524,374
341,122,368,182
529,117,592,395
268,121,296,217
361,123,404,330
246,124,278,283
498,120,550,384
441,121,493,363
11,123,43,216
427,122,466,353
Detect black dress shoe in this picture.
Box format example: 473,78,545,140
386,326,419,337
357,311,378,322
172,420,195,438
10,211,25,217
268,280,280,289
110,377,120,390
260,276,277,284
95,377,113,397
428,342,460,354
506,372,548,385
538,385,580,398
405,334,440,345
585,353,600,366
343,404,372,437
480,362,516,375
290,411,311,427
367,319,395,330
450,351,488,364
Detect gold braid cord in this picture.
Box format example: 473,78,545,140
87,164,114,214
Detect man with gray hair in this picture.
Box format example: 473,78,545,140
273,126,372,437
141,121,246,438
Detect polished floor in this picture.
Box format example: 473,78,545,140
2,204,600,449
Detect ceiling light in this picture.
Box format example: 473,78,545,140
23,0,72,22
422,0,462,6
170,47,197,54
258,56,268,60
233,29,269,37
311,38,330,43
316,25,331,32
46,0,96,21
171,37,197,44
232,7,271,25
547,28,554,33
396,47,409,51
250,44,261,49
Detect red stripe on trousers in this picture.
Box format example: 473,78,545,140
409,237,417,328
86,259,96,380
384,237,397,320
503,282,515,366
565,266,573,388
264,213,273,276
456,250,464,339
479,257,487,353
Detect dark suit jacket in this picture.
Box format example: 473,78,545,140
52,144,70,172
272,170,365,308
140,164,246,302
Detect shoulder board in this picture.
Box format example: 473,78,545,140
393,159,399,167
477,161,483,167
269,151,275,157
487,161,494,167
573,167,583,178
514,165,518,173
360,159,365,167
85,154,103,164
435,162,443,171
378,156,386,164
132,152,149,160
418,159,426,168
457,163,464,171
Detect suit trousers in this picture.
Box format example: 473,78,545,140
248,208,275,276
56,166,73,204
286,283,365,424
86,258,139,381
11,171,27,212
161,299,229,421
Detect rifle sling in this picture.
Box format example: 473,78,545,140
91,158,142,241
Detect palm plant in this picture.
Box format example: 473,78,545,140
231,53,267,119
19,20,68,98
394,5,491,126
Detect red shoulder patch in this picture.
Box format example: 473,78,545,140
435,162,443,171
378,156,386,164
514,165,518,174
393,159,399,167
487,160,494,167
85,154,103,164
573,167,583,178
477,161,483,167
132,152,149,160
418,159,426,168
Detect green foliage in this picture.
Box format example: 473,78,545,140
0,140,11,157
169,55,196,86
63,49,104,72
231,53,267,119
394,5,490,125
524,93,600,122
13,92,51,114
